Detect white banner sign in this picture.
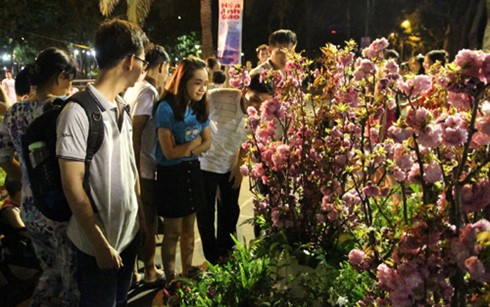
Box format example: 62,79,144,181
217,0,243,65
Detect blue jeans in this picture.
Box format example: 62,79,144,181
75,235,140,307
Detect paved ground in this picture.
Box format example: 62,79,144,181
126,179,256,306
0,180,255,307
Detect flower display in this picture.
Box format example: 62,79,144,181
230,39,490,305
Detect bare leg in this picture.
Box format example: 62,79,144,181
141,215,163,282
180,213,196,276
161,217,182,282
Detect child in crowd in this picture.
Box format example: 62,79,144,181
212,70,227,88
153,56,211,285
0,175,26,235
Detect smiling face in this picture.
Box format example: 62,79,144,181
185,68,208,102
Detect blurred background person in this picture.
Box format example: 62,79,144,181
424,49,449,72
408,54,425,75
255,44,269,66
2,70,16,104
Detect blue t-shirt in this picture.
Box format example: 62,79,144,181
154,100,210,166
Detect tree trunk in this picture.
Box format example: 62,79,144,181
484,0,490,50
200,0,214,58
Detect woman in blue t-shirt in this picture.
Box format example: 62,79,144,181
154,56,211,284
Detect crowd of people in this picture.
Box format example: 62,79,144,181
0,17,453,306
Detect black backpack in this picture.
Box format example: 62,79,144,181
21,90,104,222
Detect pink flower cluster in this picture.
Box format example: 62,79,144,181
396,75,432,97
348,248,368,271
239,38,490,304
228,66,251,89
454,49,490,83
460,180,490,213
441,114,468,146
362,38,389,59
451,219,490,282
353,58,376,81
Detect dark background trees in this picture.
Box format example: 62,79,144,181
0,0,487,75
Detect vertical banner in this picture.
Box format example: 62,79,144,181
217,0,243,65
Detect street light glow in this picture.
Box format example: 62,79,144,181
401,20,411,29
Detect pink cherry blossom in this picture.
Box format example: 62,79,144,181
377,263,396,289
406,108,431,131
388,125,414,142
442,127,468,146
362,38,389,58
464,256,487,282
363,181,381,196
417,124,442,148
475,116,490,135
454,49,483,80
412,75,433,97
447,92,470,110
482,53,490,82
383,59,399,74
394,152,414,171
339,52,354,67
250,163,265,178
393,167,407,182
348,248,366,269
423,160,443,184
354,58,376,80
239,164,249,176
260,98,281,121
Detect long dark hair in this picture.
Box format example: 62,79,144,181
154,56,208,123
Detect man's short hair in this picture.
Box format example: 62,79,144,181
206,57,220,70
256,44,268,54
94,19,149,69
212,70,226,85
268,29,297,47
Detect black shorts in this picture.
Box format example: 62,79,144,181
156,160,206,218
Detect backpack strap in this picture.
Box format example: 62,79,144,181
66,90,105,213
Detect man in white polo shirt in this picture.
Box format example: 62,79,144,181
57,19,149,306
197,75,273,264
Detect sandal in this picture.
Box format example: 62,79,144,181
143,273,166,289
130,272,144,290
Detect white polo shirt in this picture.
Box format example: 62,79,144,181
56,84,139,255
199,88,246,174
124,80,158,180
